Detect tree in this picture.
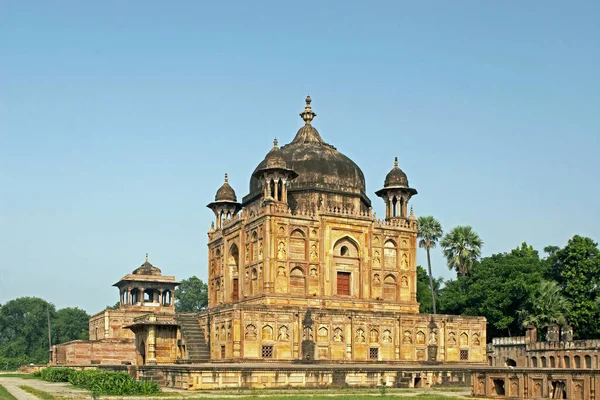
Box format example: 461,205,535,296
417,216,443,314
546,235,600,338
440,225,483,275
53,307,90,344
105,301,120,310
518,280,570,330
0,297,56,367
175,276,208,312
416,265,442,314
438,243,545,338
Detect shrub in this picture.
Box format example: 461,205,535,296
36,367,73,382
68,370,160,396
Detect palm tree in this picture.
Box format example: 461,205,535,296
417,216,443,314
440,226,483,275
519,280,570,329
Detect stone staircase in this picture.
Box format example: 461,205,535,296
176,313,210,363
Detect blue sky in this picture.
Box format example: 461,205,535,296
1,1,599,313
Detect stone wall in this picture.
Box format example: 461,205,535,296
128,364,473,390
202,306,486,363
472,367,600,399
88,310,141,340
50,339,136,365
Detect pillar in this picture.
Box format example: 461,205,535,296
282,178,288,203
159,289,164,306
147,320,157,364
140,288,145,305
127,287,132,305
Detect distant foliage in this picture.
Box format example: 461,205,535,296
0,298,90,370
440,226,483,275
416,265,442,314
175,276,208,312
545,235,600,339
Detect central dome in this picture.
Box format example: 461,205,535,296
247,97,369,206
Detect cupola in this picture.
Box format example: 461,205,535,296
207,174,242,229
375,157,417,219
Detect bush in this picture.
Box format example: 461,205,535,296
36,367,72,382
36,368,160,396
68,370,160,396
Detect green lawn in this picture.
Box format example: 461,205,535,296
0,384,17,400
190,396,462,400
18,385,58,400
0,374,37,379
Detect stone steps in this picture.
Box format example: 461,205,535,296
176,313,210,363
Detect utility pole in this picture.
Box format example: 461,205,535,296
46,302,52,355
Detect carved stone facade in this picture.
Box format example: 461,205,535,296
202,97,486,363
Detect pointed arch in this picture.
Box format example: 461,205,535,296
262,325,273,341
333,236,360,258
384,239,397,267
383,274,397,301
290,266,306,296
290,229,306,260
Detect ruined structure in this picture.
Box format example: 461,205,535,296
475,325,600,398
50,256,179,366
488,325,600,369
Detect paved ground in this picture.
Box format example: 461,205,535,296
0,376,472,399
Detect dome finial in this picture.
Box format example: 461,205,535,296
145,252,149,262
299,95,316,125
410,205,414,216
394,157,399,168
273,138,278,148
224,173,229,183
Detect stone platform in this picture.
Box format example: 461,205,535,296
101,362,480,390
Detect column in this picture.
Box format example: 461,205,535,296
127,287,132,305
282,179,287,203
140,288,145,305
159,289,164,306
147,319,157,364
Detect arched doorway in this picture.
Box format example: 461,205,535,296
138,340,146,365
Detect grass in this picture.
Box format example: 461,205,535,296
0,384,18,400
0,374,37,379
188,396,462,400
18,385,59,400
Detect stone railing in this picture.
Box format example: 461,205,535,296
375,218,416,229
526,339,600,351
492,336,526,346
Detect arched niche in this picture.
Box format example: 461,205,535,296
383,274,397,301
290,266,306,296
289,229,306,260
384,240,397,268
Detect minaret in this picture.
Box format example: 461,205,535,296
252,139,298,204
207,174,242,229
375,157,417,220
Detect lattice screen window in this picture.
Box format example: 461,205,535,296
262,345,274,359
460,349,469,361
369,347,379,360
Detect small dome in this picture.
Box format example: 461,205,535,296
384,157,409,188
215,174,237,202
133,254,162,276
264,139,287,169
